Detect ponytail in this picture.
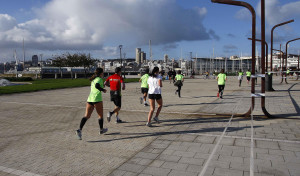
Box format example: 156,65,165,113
149,67,159,77
89,68,103,81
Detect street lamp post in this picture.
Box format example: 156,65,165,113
284,38,300,83
211,0,256,118
40,54,43,79
119,45,123,77
271,20,294,71
285,38,300,68
190,52,192,75
123,53,126,78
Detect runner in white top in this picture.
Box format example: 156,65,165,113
146,67,163,127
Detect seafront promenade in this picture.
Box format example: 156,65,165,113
0,76,299,176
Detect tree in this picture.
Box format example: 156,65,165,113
51,55,66,78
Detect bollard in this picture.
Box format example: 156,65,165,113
265,73,274,91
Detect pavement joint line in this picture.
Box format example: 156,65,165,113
186,132,300,144
0,165,43,176
2,101,217,116
199,114,234,176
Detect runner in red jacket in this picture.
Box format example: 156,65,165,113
104,67,125,123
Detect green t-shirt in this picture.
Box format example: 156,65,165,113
246,71,251,77
175,74,184,81
287,70,290,74
217,73,226,85
238,72,243,76
87,77,104,102
140,74,149,88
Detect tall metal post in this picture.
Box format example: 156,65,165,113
119,45,123,77
284,38,300,83
211,0,256,117
271,20,294,71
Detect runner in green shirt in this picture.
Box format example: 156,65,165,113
217,69,227,99
174,70,184,98
76,68,107,140
238,69,243,87
139,68,150,106
246,70,251,84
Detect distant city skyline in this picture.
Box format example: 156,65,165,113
0,0,299,62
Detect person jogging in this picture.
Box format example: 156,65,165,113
217,69,227,99
146,67,163,127
139,68,150,106
246,70,251,84
75,68,107,140
238,69,243,87
174,70,184,98
105,67,125,123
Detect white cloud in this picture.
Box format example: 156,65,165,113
0,0,215,58
260,0,300,26
0,14,17,32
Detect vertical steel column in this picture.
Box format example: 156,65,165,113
211,0,255,117
260,0,272,118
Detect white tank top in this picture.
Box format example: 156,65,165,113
147,75,162,94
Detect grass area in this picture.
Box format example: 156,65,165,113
0,78,139,95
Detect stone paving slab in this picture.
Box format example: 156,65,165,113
0,76,299,176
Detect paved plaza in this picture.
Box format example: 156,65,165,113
0,76,299,176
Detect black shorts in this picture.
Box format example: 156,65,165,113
141,88,148,94
87,102,101,106
110,91,122,107
247,76,251,81
148,94,162,100
218,85,225,92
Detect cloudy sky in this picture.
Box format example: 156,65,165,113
0,0,299,62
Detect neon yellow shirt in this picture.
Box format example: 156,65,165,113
238,72,243,76
287,70,290,74
217,73,226,85
175,74,184,81
140,74,149,88
87,77,104,102
246,71,251,77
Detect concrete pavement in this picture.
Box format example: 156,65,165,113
0,76,299,176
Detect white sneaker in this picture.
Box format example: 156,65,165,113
153,117,160,123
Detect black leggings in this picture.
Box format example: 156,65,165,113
177,86,181,97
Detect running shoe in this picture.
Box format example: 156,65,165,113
75,129,82,140
144,103,149,106
107,111,112,122
153,116,160,123
116,119,123,123
146,122,152,127
140,97,143,104
100,128,108,134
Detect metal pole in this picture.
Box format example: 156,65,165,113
248,38,268,70
119,45,123,77
211,0,256,117
260,0,273,118
271,20,294,71
285,38,300,83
